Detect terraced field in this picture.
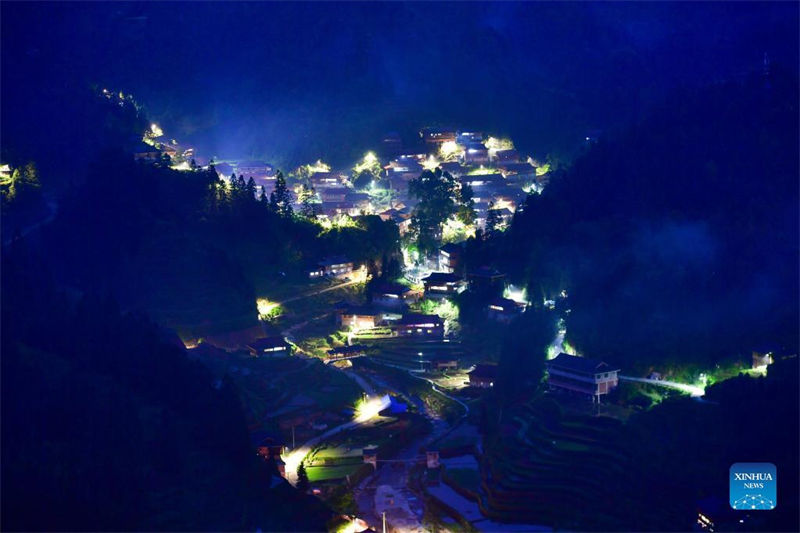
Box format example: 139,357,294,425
481,397,630,529
367,338,469,369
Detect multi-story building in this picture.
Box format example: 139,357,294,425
395,313,444,338
545,353,620,403
439,243,463,273
422,272,466,298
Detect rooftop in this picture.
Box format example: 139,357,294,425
546,353,619,375
319,255,352,266
247,336,288,351
440,242,463,254
399,313,442,325
423,272,463,283
372,281,411,295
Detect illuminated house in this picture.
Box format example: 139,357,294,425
439,243,463,273
468,363,497,388
432,359,458,372
310,171,343,189
457,131,484,144
379,208,412,235
420,127,456,147
246,336,290,357
396,313,444,338
305,262,325,279
371,282,415,308
318,187,349,203
439,161,466,177
337,306,381,330
460,173,504,188
133,143,160,161
545,353,620,403
319,201,359,217
318,256,354,277
422,272,465,298
236,160,274,178
467,267,506,293
487,297,525,323
158,142,178,159
462,142,489,164
498,161,537,181
486,207,514,229
491,148,519,162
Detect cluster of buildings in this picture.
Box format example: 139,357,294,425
132,119,550,233
333,289,445,340
381,135,546,232
209,128,548,226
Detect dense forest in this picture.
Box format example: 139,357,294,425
476,69,799,372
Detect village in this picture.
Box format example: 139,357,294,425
127,112,781,533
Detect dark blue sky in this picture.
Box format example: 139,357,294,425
3,1,798,167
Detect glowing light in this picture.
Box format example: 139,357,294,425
536,163,551,176
493,198,516,213
439,140,462,161
422,155,440,170
281,446,310,485
353,152,381,175
256,298,281,320
149,123,164,138
442,216,475,242
336,517,370,533
354,395,391,423
504,284,529,305
170,161,192,171
310,160,331,173
485,136,514,153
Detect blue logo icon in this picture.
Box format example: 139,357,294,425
730,463,776,510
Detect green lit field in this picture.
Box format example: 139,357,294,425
306,463,365,483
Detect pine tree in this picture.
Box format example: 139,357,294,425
270,170,293,217
297,462,310,492
299,184,317,219
245,177,256,200
485,201,501,238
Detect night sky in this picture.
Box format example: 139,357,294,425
3,2,798,167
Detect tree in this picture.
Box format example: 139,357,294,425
496,309,556,406
456,181,476,225
352,170,374,190
298,184,318,219
2,161,43,211
485,201,502,238
269,170,293,217
245,177,256,199
408,168,460,256
296,462,310,493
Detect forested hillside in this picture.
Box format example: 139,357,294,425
496,69,798,370
1,245,332,531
